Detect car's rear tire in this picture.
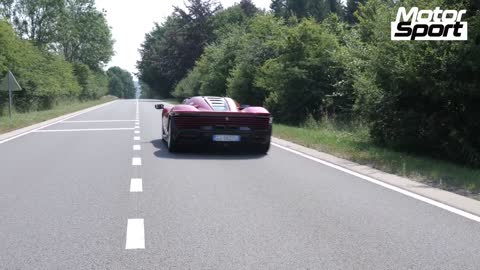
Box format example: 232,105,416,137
167,119,178,152
256,142,270,154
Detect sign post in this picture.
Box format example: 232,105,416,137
1,71,22,119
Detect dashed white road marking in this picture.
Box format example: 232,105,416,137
34,128,135,132
134,130,140,134
272,143,480,224
134,136,140,141
133,145,141,151
62,120,136,123
132,157,142,166
130,178,143,192
125,219,145,249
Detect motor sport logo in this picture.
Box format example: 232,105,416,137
391,7,468,40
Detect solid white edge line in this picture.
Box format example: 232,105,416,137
34,128,135,132
132,157,142,166
271,142,480,223
0,101,117,144
125,219,145,249
130,178,143,192
133,145,141,151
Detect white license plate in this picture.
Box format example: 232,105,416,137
212,135,241,142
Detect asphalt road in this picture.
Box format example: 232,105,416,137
1,99,480,269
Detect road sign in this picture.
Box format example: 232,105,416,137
0,71,22,92
0,71,22,119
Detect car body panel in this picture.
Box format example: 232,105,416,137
157,96,272,152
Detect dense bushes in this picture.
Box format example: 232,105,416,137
0,20,115,113
138,0,480,167
351,0,480,166
172,14,348,124
0,20,81,112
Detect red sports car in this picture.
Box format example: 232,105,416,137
155,96,272,153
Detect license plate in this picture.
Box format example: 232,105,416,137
212,135,241,142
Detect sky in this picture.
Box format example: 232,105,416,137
95,0,272,77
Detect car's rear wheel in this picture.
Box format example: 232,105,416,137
167,119,178,152
256,142,270,154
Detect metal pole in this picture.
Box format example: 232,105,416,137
8,71,12,119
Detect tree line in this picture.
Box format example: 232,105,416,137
137,0,480,167
0,0,134,115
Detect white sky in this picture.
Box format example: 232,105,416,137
95,0,272,77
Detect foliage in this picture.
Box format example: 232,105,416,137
73,62,108,100
172,68,202,98
58,0,114,70
270,0,344,22
10,0,64,48
0,20,82,112
256,18,346,123
345,0,366,24
139,80,153,99
1,0,114,69
107,66,135,99
173,14,284,105
138,0,480,168
137,0,221,98
347,0,480,166
212,0,259,38
0,18,113,115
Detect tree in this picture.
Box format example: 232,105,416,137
137,0,222,97
107,66,135,99
0,0,14,19
0,20,85,111
255,18,343,122
3,0,113,69
345,0,365,24
11,0,64,47
212,1,258,38
270,0,344,22
346,0,480,166
239,0,257,17
108,75,124,98
270,0,286,18
58,0,114,70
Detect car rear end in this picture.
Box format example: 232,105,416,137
170,111,272,152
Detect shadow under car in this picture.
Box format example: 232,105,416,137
150,139,268,160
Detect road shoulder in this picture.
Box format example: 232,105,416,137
0,100,117,144
272,136,480,218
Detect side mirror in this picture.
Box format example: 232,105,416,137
155,104,164,110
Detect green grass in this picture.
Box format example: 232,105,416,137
0,96,116,134
273,122,480,199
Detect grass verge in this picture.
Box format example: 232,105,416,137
273,123,480,200
0,96,116,134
